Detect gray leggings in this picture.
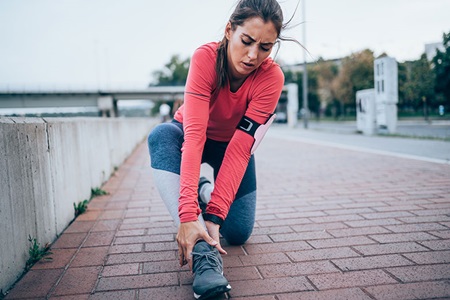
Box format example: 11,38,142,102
147,120,256,245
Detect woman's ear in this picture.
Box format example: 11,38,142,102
225,21,232,40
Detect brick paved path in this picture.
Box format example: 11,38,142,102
5,134,450,299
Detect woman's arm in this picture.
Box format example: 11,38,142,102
205,64,285,223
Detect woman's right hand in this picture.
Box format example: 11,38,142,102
176,220,218,270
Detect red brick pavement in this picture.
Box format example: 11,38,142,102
4,135,450,299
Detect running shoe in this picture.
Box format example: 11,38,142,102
192,241,231,299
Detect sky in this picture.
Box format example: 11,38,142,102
0,0,449,90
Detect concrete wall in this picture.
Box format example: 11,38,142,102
0,117,157,293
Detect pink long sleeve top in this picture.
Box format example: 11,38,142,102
173,42,284,223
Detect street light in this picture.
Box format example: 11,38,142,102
302,0,309,129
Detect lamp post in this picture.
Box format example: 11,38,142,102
302,0,309,128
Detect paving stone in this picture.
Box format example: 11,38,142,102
109,244,143,254
4,269,63,299
228,277,314,297
31,248,77,270
308,270,397,290
63,221,96,234
287,247,360,262
403,250,450,264
91,219,121,232
95,273,178,291
353,242,429,255
308,236,376,248
71,246,109,267
290,222,349,233
51,233,87,249
144,241,178,252
384,222,448,233
89,290,136,300
106,251,175,265
328,226,391,237
102,263,140,277
51,266,101,296
238,253,291,266
365,281,450,300
344,218,403,227
49,294,89,300
277,288,372,300
139,285,198,300
258,260,339,278
244,241,311,255
269,231,333,242
369,232,439,243
419,239,450,250
386,264,450,282
83,232,115,247
332,254,414,271
114,234,174,245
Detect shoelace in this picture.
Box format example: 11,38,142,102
192,250,222,275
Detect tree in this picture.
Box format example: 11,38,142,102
150,55,190,86
332,49,374,116
402,54,436,114
433,31,450,109
312,58,339,118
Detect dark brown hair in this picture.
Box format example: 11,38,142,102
215,0,295,89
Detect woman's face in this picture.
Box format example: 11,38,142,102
226,17,278,81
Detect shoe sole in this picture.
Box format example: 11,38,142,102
194,284,231,300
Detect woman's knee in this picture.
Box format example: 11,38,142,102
147,122,182,150
221,225,253,245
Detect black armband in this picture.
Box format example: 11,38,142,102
236,116,260,137
203,213,224,227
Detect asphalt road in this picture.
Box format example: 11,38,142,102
269,120,450,164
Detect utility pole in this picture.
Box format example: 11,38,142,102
302,0,309,128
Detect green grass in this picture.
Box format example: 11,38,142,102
73,199,89,217
91,187,108,197
26,236,52,271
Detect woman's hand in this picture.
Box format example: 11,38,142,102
205,221,227,255
176,220,218,270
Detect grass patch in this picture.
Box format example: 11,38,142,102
73,187,108,218
91,187,108,198
73,199,89,217
26,236,52,271
378,132,450,142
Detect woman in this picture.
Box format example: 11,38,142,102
148,0,292,298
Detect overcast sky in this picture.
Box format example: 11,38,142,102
0,0,449,90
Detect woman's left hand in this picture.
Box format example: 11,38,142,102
205,220,227,255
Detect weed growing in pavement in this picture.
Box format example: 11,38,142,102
26,236,52,270
73,199,89,217
91,187,108,198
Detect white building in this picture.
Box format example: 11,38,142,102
374,56,398,133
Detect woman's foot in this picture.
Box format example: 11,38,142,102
192,240,231,299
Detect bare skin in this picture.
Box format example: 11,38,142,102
177,220,227,270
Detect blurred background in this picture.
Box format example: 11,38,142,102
0,0,449,123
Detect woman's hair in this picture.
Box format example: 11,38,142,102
215,0,295,89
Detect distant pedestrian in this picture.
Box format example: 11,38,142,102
147,0,299,298
159,102,171,122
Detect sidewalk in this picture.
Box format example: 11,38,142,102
4,128,450,299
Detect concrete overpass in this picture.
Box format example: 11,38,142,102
0,86,186,117
0,84,298,126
